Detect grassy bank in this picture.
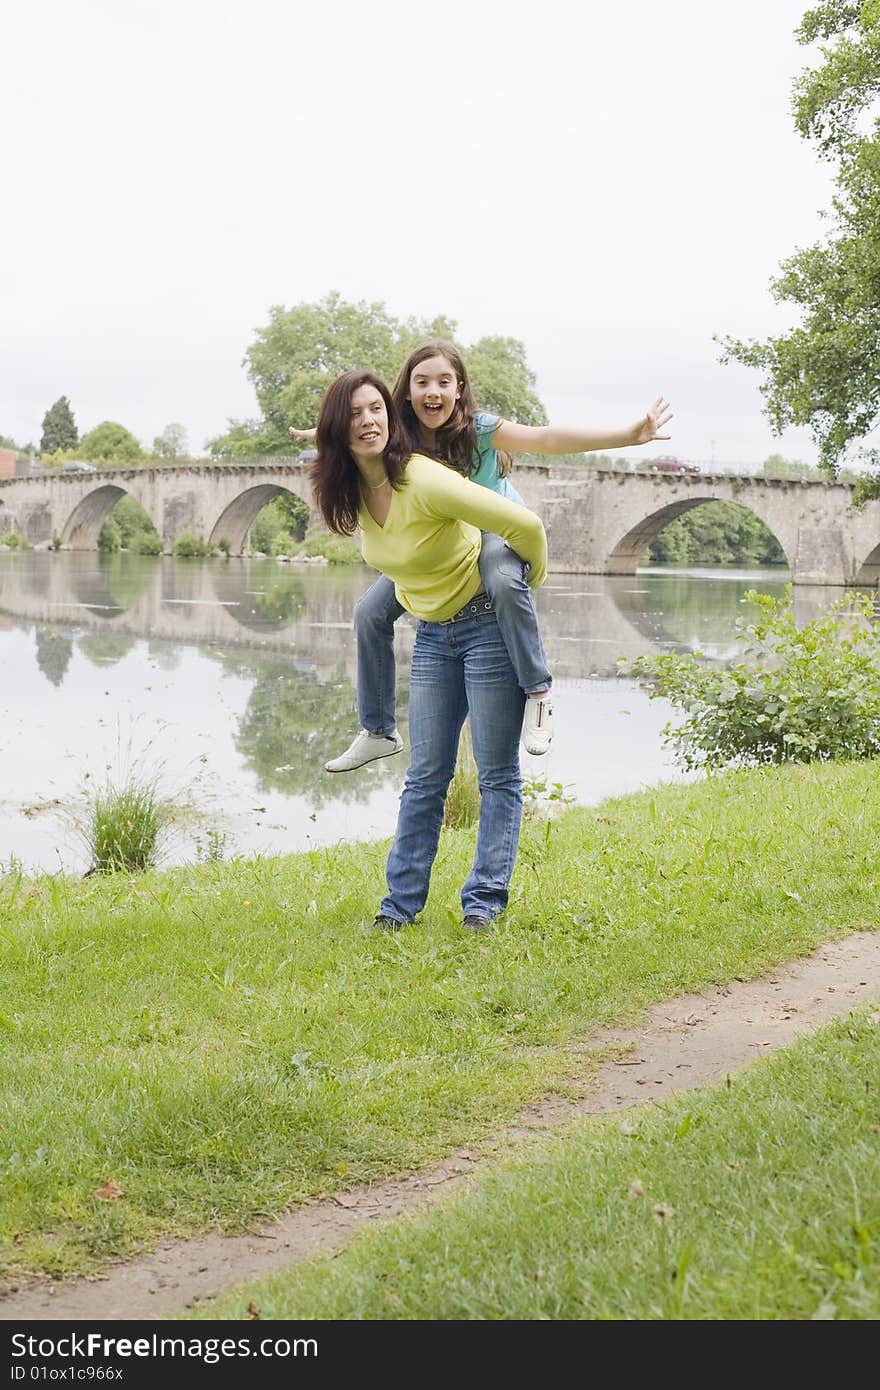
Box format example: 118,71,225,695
193,1009,880,1320
1,762,878,1281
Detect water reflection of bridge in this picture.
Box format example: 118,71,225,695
0,553,845,680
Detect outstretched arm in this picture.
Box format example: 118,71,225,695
493,396,673,455
288,425,317,443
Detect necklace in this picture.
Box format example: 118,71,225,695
363,475,389,491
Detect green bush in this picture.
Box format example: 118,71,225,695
626,587,880,770
97,518,122,553
296,533,363,565
2,532,20,549
131,532,163,555
173,533,213,558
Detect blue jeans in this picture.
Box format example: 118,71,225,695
354,534,552,734
379,606,525,924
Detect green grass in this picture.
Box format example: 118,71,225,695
1,761,878,1282
193,1010,880,1320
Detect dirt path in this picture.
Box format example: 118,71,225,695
3,930,879,1322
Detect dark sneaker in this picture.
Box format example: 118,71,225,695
462,915,493,934
373,914,403,932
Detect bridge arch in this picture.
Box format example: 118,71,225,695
852,540,880,587
208,483,309,555
604,495,792,574
60,484,161,550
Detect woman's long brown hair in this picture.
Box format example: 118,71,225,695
309,372,411,535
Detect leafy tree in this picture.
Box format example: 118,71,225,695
208,293,546,454
761,452,813,480
99,495,161,553
719,3,880,479
464,335,547,424
40,396,78,454
205,418,283,458
276,491,309,537
648,501,786,566
249,495,310,554
153,423,188,459
79,421,143,463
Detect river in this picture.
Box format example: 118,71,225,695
0,551,838,874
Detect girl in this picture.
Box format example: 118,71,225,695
291,340,672,771
310,370,547,934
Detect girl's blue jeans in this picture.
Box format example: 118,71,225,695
354,534,552,735
378,605,525,924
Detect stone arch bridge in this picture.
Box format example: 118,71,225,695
2,459,880,585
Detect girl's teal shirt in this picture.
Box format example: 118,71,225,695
469,412,523,503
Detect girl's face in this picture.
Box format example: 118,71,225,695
348,383,389,465
407,354,461,433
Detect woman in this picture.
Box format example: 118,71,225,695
310,371,547,934
294,340,672,772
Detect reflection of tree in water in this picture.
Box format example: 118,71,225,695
77,633,138,667
239,571,304,627
99,553,160,613
234,659,409,806
35,628,74,686
211,557,305,631
613,571,793,655
146,640,183,671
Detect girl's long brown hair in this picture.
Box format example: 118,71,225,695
309,372,411,535
391,340,480,476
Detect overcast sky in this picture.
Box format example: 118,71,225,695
4,0,835,465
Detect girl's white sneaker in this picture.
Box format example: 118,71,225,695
325,728,403,773
522,695,553,755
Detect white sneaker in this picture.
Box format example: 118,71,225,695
325,728,404,773
522,694,553,755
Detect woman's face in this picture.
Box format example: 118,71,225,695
407,354,461,432
348,383,389,465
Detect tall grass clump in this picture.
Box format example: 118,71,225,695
443,721,480,829
627,587,880,770
82,773,174,873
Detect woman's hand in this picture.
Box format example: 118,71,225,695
288,425,317,443
632,397,673,446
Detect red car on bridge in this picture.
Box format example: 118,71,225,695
646,455,700,475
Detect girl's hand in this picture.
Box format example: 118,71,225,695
288,425,317,442
633,397,673,446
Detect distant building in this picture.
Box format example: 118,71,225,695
0,448,16,479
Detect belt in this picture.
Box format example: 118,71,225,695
442,591,493,624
